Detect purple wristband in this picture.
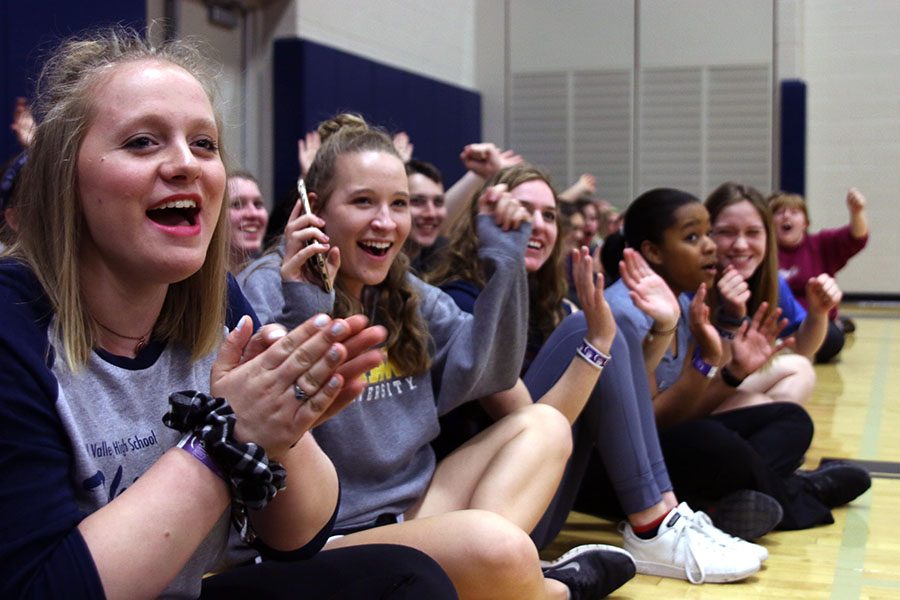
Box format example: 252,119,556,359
691,347,718,379
178,433,225,480
577,338,611,369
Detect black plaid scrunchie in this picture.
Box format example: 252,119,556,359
163,391,287,510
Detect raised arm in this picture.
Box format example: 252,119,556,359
443,143,522,227
426,187,531,411
528,246,615,423
558,173,597,203
793,273,842,358
11,97,35,148
649,284,724,427
298,131,321,178
618,248,681,377
847,187,868,239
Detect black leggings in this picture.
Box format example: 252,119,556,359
815,319,845,363
576,403,834,530
201,545,458,599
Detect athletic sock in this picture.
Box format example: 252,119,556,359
632,513,667,540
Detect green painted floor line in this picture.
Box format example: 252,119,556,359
829,329,891,600
861,578,900,589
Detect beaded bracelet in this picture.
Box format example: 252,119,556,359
577,338,611,369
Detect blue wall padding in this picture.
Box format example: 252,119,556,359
779,79,806,195
0,1,146,165
273,38,481,202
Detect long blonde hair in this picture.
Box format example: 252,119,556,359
306,113,430,377
9,27,230,368
429,164,567,343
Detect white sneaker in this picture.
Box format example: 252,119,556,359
621,503,760,584
690,509,769,563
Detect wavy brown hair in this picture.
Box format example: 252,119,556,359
306,113,430,377
9,27,229,369
705,181,779,319
429,164,567,344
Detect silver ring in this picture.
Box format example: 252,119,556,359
293,383,308,403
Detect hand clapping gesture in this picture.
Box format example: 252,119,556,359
619,248,680,331
572,246,614,354
687,283,723,365
211,313,386,460
716,265,750,320
728,302,794,379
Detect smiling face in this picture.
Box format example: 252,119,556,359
710,200,767,280
407,172,446,249
228,176,269,256
772,205,807,248
76,60,225,287
564,211,586,251
645,202,717,294
511,179,558,273
318,150,410,299
581,202,599,238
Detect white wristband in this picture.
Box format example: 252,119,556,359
577,338,611,369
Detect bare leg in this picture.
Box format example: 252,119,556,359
325,510,567,599
410,403,572,532
719,352,815,409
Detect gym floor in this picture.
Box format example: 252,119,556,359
544,304,900,599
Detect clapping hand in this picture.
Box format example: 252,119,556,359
728,302,794,378
211,314,387,460
687,283,722,365
716,265,750,320
619,248,680,329
572,246,614,353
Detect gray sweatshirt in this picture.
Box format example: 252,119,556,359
238,215,529,529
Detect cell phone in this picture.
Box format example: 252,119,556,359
296,177,332,292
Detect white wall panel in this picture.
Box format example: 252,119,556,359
804,0,900,293
640,0,772,68
638,68,703,195
573,70,632,207
509,72,569,184
510,0,633,72
707,65,771,193
296,0,476,89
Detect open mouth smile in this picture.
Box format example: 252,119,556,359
147,197,201,235
358,240,393,257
